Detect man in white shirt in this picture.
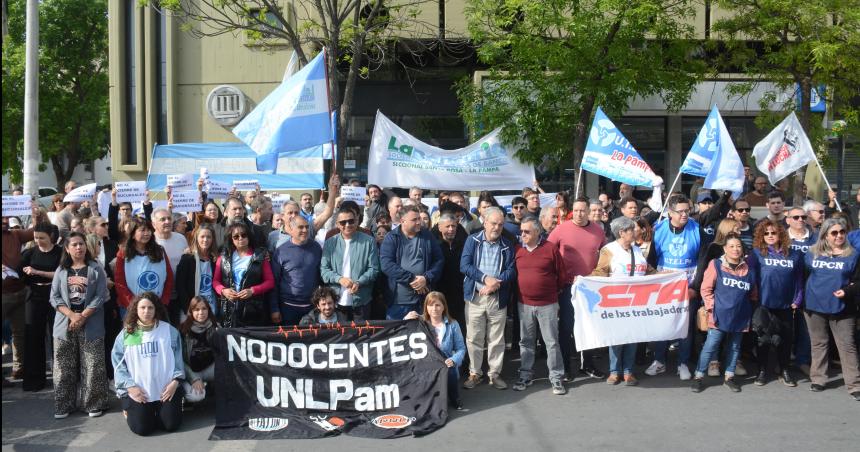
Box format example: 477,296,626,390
152,208,188,322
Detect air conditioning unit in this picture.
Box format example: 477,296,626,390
206,85,248,127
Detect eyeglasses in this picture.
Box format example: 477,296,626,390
231,233,248,240
790,215,807,221
512,205,525,210
295,225,310,230
672,209,690,215
829,229,847,237
734,208,751,213
520,229,532,235
763,231,777,237
338,219,356,226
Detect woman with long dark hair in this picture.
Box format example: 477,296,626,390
114,218,173,317
212,222,274,327
21,222,62,391
178,296,217,404
49,232,111,418
111,292,184,435
176,224,218,318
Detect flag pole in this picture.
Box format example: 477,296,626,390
574,167,584,199
659,171,682,217
812,160,841,211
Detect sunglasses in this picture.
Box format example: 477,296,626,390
829,229,847,237
520,229,533,235
232,233,248,240
338,219,356,226
512,205,525,210
763,231,778,237
790,215,807,221
734,208,751,213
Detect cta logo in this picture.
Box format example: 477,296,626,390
310,415,345,432
581,279,687,313
371,414,415,429
248,417,289,432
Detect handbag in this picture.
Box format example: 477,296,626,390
696,306,709,332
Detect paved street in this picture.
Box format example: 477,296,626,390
3,351,858,452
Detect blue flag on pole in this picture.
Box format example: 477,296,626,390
702,107,745,194
233,51,331,172
582,107,659,187
680,105,721,177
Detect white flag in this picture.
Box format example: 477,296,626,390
752,112,816,184
703,109,744,194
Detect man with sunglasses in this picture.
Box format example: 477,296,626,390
503,196,528,238
802,200,826,231
785,206,816,376
728,199,756,249
320,209,380,322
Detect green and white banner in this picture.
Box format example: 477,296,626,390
367,112,535,190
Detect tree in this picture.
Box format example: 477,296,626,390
713,0,860,204
155,0,444,170
456,0,707,187
1,0,109,188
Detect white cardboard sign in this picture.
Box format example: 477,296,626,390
63,183,97,203
340,186,367,206
115,181,147,203
2,195,32,217
171,190,202,213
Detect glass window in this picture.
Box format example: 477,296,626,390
155,11,168,145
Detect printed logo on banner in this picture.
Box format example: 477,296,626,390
138,271,160,291
386,137,511,175
310,415,345,431
371,415,415,429
248,417,289,432
581,277,687,314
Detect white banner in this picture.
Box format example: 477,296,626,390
115,181,147,203
340,186,367,206
171,190,202,213
752,111,816,184
2,195,32,217
572,272,690,350
63,183,97,203
368,111,535,190
232,179,259,191
206,180,231,199
166,173,195,191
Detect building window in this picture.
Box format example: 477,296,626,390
124,0,137,165
248,8,283,38
155,10,168,145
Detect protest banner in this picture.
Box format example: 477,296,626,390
2,195,32,217
147,143,325,191
166,173,195,191
571,272,689,350
368,111,535,190
63,183,97,203
170,190,202,213
340,186,367,206
233,179,260,191
115,181,147,203
267,193,292,212
581,107,660,191
210,321,448,440
752,111,818,184
206,180,231,199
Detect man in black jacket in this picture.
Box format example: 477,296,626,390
431,209,468,334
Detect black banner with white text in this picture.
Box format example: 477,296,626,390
209,321,448,439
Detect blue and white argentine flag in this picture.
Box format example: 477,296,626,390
232,51,332,172
146,143,324,190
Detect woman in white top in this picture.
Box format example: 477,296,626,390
591,216,655,386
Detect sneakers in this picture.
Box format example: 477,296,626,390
809,383,825,392
780,370,797,387
678,364,691,381
851,391,860,402
754,371,767,386
707,361,721,377
561,373,575,383
624,374,639,386
462,374,482,389
489,376,508,390
734,360,747,376
691,378,704,393
88,410,104,418
551,381,567,395
724,377,741,392
606,374,621,385
454,399,464,410
512,377,533,391
581,366,606,379
54,413,69,420
645,361,666,376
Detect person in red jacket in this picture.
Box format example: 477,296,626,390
513,217,567,395
114,218,173,318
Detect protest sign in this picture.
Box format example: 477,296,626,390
572,272,689,350
752,111,816,184
582,107,660,187
206,180,231,199
210,321,448,440
97,190,111,219
166,173,195,190
368,112,534,190
1,195,32,217
233,179,260,191
340,186,367,206
267,193,292,213
171,190,202,213
115,181,147,203
63,183,97,203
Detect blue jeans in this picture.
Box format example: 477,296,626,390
794,310,811,366
447,366,460,404
558,285,575,373
652,298,698,366
386,303,418,320
609,343,637,376
696,329,742,377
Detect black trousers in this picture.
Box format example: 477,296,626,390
103,295,122,380
756,307,794,372
122,386,184,436
23,285,54,391
337,303,372,322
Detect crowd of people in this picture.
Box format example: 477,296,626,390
2,172,859,436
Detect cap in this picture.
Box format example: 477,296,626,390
8,217,22,228
696,192,714,203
